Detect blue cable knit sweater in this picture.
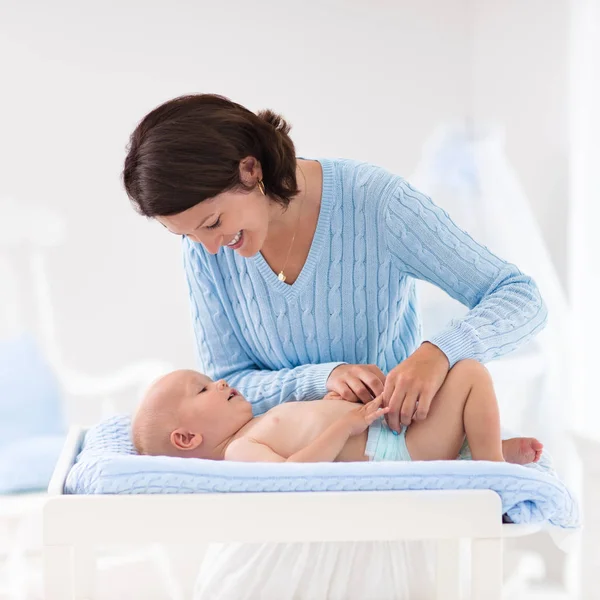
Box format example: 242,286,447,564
183,158,547,415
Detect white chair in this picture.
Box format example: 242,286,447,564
0,196,175,599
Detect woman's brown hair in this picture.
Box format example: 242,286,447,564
123,94,299,217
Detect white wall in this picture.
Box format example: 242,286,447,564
1,0,472,389
569,0,600,429
1,1,571,403
472,0,570,286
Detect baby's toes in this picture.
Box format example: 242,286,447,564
530,439,544,462
531,439,544,451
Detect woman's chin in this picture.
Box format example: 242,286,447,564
236,235,260,257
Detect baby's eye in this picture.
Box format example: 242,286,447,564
198,387,207,394
206,217,221,230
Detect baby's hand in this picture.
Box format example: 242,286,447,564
344,395,390,436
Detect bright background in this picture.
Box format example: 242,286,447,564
1,0,598,598
0,0,572,378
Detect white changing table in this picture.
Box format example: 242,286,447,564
43,426,541,600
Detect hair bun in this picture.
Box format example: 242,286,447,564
257,109,292,136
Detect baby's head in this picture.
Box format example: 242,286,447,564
132,369,253,459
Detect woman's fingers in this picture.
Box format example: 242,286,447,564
333,382,359,403
327,364,388,404
366,364,386,382
362,371,385,397
354,365,385,402
399,392,419,427
348,377,376,404
414,387,434,421
385,386,404,433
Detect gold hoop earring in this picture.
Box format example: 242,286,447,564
257,179,266,195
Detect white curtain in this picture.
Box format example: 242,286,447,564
410,124,570,475
569,0,600,429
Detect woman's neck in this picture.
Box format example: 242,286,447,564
267,159,317,236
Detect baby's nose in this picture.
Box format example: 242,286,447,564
217,379,228,390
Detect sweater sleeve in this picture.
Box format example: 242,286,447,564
383,179,548,367
183,240,344,415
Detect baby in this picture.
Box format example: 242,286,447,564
132,359,543,465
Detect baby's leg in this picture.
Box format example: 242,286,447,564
405,360,504,461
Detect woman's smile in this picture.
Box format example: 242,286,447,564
226,230,244,250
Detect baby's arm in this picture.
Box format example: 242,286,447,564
227,420,352,463
227,398,389,463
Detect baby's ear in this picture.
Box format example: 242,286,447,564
171,429,203,451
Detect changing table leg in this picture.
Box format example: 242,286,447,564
471,537,503,600
44,545,74,600
436,539,462,600
72,545,96,599
44,545,96,600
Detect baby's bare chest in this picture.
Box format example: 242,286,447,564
249,401,354,457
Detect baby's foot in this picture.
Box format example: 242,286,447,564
502,437,544,465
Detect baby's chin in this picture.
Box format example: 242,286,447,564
234,395,253,415
232,394,250,406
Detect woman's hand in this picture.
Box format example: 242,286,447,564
326,364,386,403
343,395,390,436
383,342,450,432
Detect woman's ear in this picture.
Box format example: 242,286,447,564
239,156,262,187
171,429,203,451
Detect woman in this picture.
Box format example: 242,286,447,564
123,93,546,432
122,93,547,599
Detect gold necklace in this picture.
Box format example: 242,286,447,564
277,165,306,283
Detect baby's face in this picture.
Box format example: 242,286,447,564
160,371,253,442
136,369,253,457
173,370,252,428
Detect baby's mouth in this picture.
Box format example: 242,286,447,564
227,390,238,401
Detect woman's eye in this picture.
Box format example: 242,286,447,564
206,218,221,230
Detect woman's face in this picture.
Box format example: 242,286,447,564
156,188,272,257
155,157,277,257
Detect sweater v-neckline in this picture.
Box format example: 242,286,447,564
252,158,334,300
